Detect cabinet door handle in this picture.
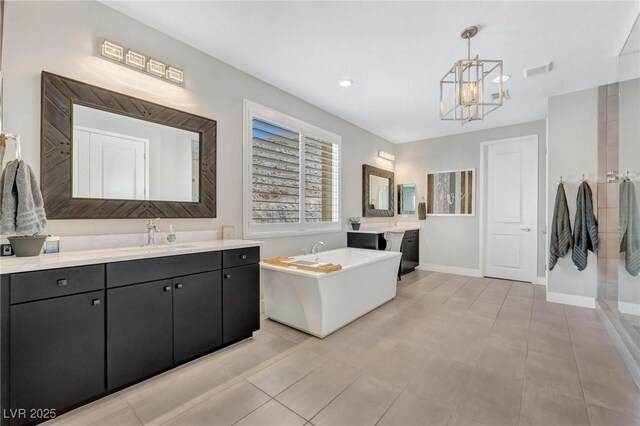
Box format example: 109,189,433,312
57,279,68,287
175,283,183,289
224,274,232,279
240,254,247,260
92,299,101,306
163,286,172,292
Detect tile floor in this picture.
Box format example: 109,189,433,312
48,271,640,426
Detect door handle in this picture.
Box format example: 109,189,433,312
175,283,183,289
224,274,232,279
57,279,68,286
521,228,531,232
239,254,247,260
92,299,101,306
163,286,172,292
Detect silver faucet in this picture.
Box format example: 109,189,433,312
311,241,325,261
146,218,161,246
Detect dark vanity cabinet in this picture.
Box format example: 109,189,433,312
6,266,106,426
347,230,420,275
0,246,260,425
400,230,420,273
106,279,175,390
222,247,261,344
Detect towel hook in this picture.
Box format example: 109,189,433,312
1,133,22,161
558,176,564,185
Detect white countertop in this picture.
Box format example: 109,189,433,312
0,239,263,274
347,225,420,234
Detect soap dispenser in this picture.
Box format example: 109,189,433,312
166,225,177,244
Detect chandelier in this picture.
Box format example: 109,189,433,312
439,26,504,124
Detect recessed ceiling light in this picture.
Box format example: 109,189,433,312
338,79,353,87
493,74,511,83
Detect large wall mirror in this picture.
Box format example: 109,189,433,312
398,183,416,214
362,164,394,217
41,72,216,218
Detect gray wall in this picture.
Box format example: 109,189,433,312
395,120,547,278
547,88,599,303
2,1,395,257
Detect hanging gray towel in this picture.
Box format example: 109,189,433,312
15,160,47,235
619,180,640,276
549,183,572,270
572,181,598,271
0,159,19,234
418,202,426,220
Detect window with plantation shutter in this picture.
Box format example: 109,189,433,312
243,100,342,238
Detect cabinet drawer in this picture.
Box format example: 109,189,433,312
222,247,260,269
107,252,221,288
10,265,105,304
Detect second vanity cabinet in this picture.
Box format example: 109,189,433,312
1,245,260,426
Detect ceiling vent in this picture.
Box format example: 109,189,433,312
491,90,510,101
523,61,553,78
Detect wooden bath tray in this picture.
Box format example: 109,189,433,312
262,256,342,273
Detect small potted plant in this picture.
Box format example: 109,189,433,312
348,216,361,230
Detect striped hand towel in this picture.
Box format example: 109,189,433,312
549,183,572,270
572,181,598,271
619,180,640,276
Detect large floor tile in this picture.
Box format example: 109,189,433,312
163,381,270,426
275,358,360,420
502,295,533,310
467,300,502,320
525,348,583,399
573,340,627,371
519,382,589,426
475,339,526,380
46,394,135,426
564,305,600,321
456,367,523,426
234,400,306,426
406,355,473,408
247,348,325,396
123,357,243,425
215,338,297,377
532,298,566,317
528,325,575,359
364,345,426,388
311,375,401,426
587,402,640,426
579,362,640,415
488,319,530,349
328,331,395,369
377,390,453,426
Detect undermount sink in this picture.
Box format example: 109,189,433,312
115,243,197,252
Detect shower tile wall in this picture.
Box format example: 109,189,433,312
597,83,619,304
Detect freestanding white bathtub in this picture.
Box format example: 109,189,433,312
260,248,401,338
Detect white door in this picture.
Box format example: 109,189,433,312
74,129,148,200
484,136,538,282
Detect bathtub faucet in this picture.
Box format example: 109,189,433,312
311,242,325,261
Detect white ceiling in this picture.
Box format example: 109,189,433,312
103,1,638,143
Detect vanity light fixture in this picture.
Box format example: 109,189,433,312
166,67,184,84
99,39,185,86
147,59,166,77
101,40,124,61
125,50,146,70
439,26,504,124
378,150,395,161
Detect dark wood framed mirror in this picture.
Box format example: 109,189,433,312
41,72,216,219
362,164,394,217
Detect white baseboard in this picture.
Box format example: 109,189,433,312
618,301,640,317
416,264,482,278
534,276,547,286
546,291,595,308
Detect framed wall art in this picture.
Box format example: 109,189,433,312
426,168,475,216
